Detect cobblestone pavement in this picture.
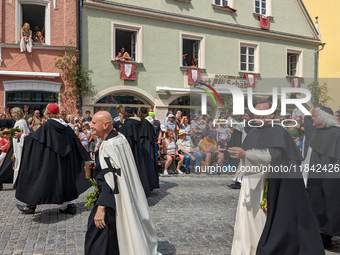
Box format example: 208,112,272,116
0,175,339,254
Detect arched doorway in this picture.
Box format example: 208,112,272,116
94,92,152,117
168,95,216,117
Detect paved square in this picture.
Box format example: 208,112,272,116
0,175,339,254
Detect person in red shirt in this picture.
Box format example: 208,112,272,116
0,129,10,154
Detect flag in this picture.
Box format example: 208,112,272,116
260,15,270,30
223,5,237,12
291,77,300,88
120,63,136,80
188,69,201,85
245,73,256,88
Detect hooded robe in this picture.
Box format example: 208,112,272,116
120,117,151,197
85,130,159,255
15,119,91,205
140,118,159,191
303,115,340,237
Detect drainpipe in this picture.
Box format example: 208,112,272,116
314,42,325,105
77,0,83,113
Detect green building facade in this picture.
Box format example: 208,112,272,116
82,0,321,118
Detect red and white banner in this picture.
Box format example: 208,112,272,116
188,69,201,85
291,77,300,88
260,15,270,30
245,73,256,88
120,63,136,80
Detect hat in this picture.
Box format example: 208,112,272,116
2,128,10,134
160,124,166,132
48,103,59,115
167,114,175,118
317,105,334,115
154,117,159,121
114,117,120,122
220,112,226,115
74,117,79,121
178,129,187,136
207,130,214,136
145,116,154,124
84,121,89,125
221,135,228,140
285,113,291,118
148,111,156,118
124,106,133,114
140,107,148,114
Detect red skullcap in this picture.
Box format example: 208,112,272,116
48,104,59,114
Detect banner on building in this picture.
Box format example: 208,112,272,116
188,69,201,85
245,73,256,88
291,77,300,88
260,15,270,30
120,63,136,80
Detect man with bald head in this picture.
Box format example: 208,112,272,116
85,111,159,255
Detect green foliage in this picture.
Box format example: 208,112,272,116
308,82,333,107
219,94,233,115
84,179,99,208
9,128,21,139
55,41,96,103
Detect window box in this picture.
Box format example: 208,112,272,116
111,60,143,67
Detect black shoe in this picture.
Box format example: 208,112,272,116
17,204,36,214
59,203,76,215
321,233,333,249
185,171,190,175
0,183,3,191
231,182,241,189
227,182,236,187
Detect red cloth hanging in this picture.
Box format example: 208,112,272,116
291,77,300,88
223,6,237,12
260,15,270,30
120,63,136,80
188,69,201,85
245,73,256,88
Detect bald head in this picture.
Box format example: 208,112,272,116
90,111,113,140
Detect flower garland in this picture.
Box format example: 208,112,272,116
260,179,268,214
84,179,100,208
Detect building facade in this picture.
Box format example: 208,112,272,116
303,0,340,111
0,0,79,115
82,0,321,119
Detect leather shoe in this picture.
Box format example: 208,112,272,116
17,204,36,214
227,182,235,187
59,203,76,215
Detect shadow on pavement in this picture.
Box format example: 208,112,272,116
147,180,178,207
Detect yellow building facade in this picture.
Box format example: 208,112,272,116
303,0,340,110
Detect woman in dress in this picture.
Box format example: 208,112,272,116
11,107,29,183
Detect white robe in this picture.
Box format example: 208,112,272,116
231,149,271,255
13,118,28,184
99,132,160,255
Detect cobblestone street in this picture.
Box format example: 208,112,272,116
0,175,339,254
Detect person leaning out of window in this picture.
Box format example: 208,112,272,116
20,22,33,53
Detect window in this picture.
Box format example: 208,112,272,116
239,42,259,73
255,0,266,15
16,1,51,45
215,0,228,6
112,22,142,62
240,46,255,72
286,49,303,77
181,33,205,68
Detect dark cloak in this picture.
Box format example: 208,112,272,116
15,119,91,205
241,125,324,255
0,142,14,184
120,118,151,197
140,119,159,191
304,116,340,236
85,130,119,255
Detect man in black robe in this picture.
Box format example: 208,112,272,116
119,106,150,197
15,104,91,214
303,105,340,249
139,107,159,192
85,111,159,255
229,101,324,255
